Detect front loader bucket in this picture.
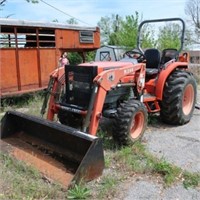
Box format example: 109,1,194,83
0,111,104,187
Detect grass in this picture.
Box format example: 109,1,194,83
96,175,119,199
0,153,67,200
67,184,91,199
88,141,200,199
183,172,200,189
0,92,200,199
0,91,44,119
113,142,199,188
148,113,160,125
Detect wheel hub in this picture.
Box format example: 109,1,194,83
182,84,194,115
130,111,145,139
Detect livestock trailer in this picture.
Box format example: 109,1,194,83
0,18,100,98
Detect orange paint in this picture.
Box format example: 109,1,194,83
0,19,100,98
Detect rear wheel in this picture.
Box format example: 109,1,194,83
160,70,197,125
113,99,148,146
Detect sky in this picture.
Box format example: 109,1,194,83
1,0,188,27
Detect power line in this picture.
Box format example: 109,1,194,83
40,0,93,26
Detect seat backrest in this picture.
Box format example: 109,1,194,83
160,48,178,65
144,48,160,69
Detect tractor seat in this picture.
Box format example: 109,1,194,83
144,48,161,76
160,48,178,65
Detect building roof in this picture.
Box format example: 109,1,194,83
0,18,98,31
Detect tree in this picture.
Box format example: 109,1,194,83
111,14,139,47
156,23,192,50
66,18,78,25
156,23,182,50
97,12,154,49
0,0,39,5
185,0,200,43
97,14,123,45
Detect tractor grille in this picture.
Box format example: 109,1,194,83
65,65,97,109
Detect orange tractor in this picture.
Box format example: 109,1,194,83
41,17,197,145
1,18,197,187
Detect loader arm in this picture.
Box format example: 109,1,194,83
88,63,146,135
46,67,65,120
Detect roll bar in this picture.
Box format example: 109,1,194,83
137,18,186,53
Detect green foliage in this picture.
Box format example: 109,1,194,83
1,153,40,178
0,92,44,121
85,51,96,62
98,12,155,48
148,114,159,125
156,23,182,50
97,14,122,44
66,18,78,25
1,92,43,114
140,24,156,49
1,93,37,107
98,13,194,50
116,142,152,173
67,51,96,64
97,128,116,150
67,184,91,199
0,153,64,199
112,13,139,47
97,175,118,199
154,159,181,185
183,172,200,189
113,142,186,186
68,52,83,64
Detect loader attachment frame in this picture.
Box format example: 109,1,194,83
46,63,146,136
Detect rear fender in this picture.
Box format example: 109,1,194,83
156,62,188,100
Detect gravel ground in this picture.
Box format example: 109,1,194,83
119,90,200,200
144,110,200,173
123,177,200,200
144,91,200,173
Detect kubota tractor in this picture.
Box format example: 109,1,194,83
41,17,197,145
1,18,197,187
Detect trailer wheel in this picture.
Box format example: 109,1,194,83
58,110,83,128
160,70,197,125
113,99,148,146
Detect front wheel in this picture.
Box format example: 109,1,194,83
160,70,197,125
113,100,148,146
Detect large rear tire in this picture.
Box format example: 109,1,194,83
113,99,148,146
160,70,197,125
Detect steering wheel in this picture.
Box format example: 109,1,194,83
124,50,145,62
